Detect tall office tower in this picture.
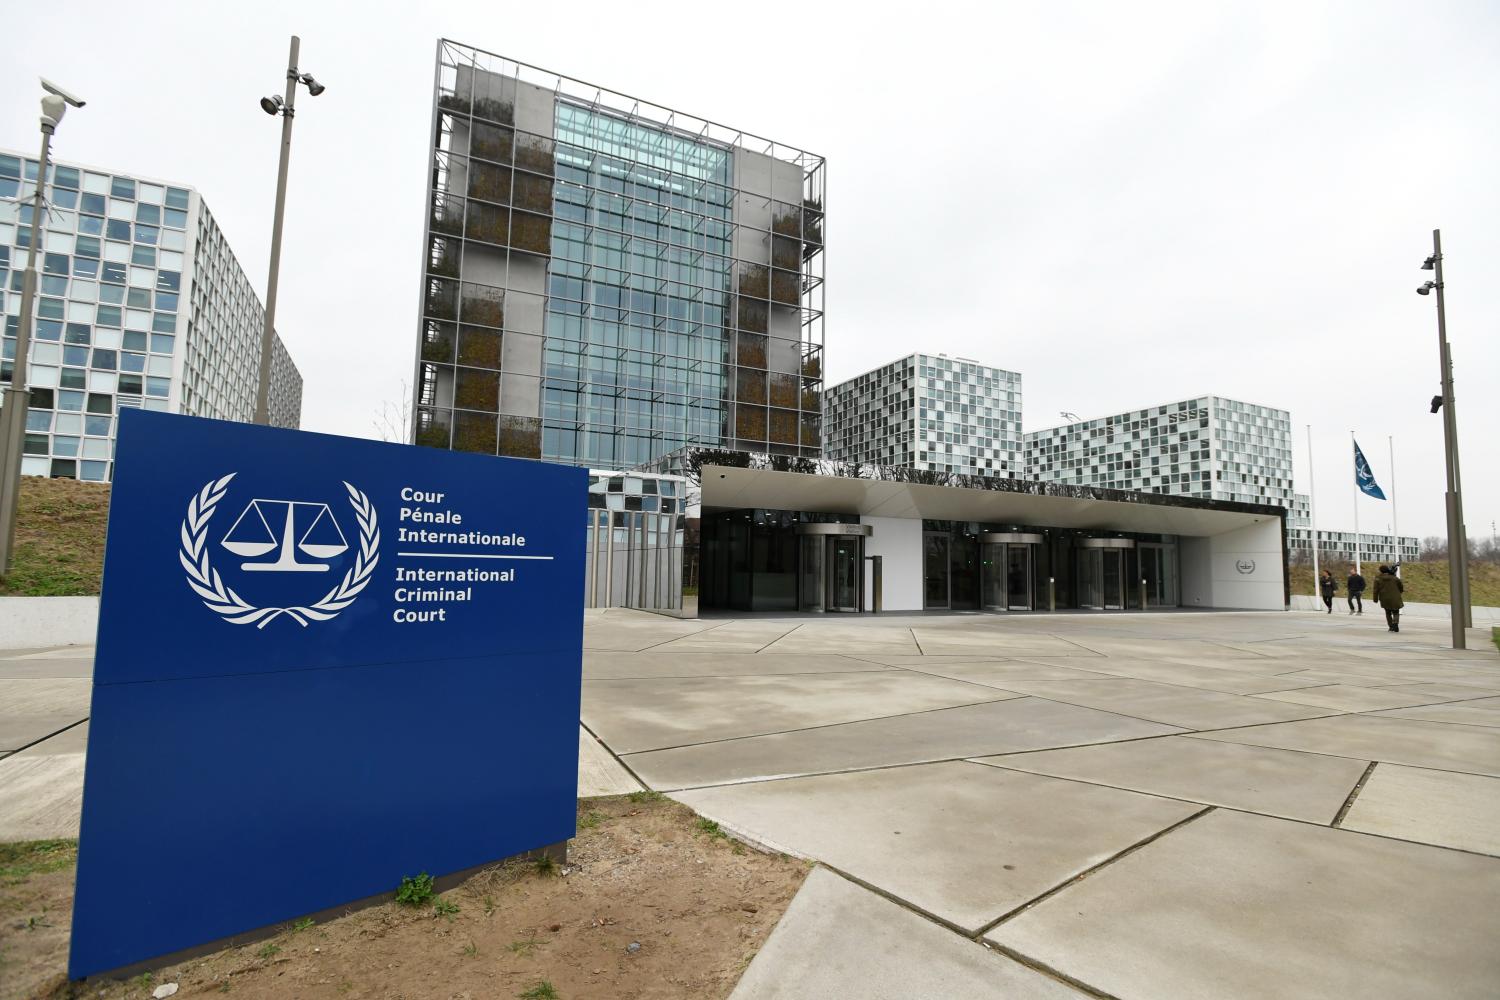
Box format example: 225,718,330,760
1024,395,1295,505
822,353,1023,476
411,40,826,467
1,150,301,482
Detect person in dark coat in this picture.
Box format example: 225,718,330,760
1372,565,1404,632
1318,569,1337,613
1347,569,1366,615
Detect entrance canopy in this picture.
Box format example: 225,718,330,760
699,464,1281,538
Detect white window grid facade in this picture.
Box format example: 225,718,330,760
0,149,300,483
823,353,1021,476
1286,528,1419,564
1023,396,1293,504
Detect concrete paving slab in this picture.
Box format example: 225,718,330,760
582,614,725,652
996,677,1335,729
645,621,801,653
1280,661,1500,686
1191,714,1500,777
1064,638,1272,660
1253,683,1469,713
0,752,84,840
583,651,889,680
0,657,94,679
577,727,642,797
758,624,920,655
1378,681,1500,700
908,629,1094,658
1063,658,1333,695
989,809,1500,1000
728,867,1087,1000
0,678,91,715
973,735,1367,823
1372,699,1500,729
675,761,1203,933
0,714,87,753
627,698,1182,790
13,720,88,757
898,658,1118,687
4,645,96,660
583,671,1011,754
836,653,1066,667
1340,764,1500,856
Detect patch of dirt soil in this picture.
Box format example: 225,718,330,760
6,795,809,1000
0,840,77,1000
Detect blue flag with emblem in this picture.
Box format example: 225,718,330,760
1354,440,1386,499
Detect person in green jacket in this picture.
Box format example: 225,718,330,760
1372,565,1404,633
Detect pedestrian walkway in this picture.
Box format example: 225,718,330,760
5,609,1498,996
580,608,1500,999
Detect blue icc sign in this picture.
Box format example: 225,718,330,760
69,410,587,978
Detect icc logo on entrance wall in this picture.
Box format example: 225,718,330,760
179,473,381,627
1236,558,1256,574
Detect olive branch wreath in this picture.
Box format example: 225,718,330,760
179,473,381,628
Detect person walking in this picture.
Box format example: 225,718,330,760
1347,568,1366,615
1373,564,1404,633
1319,569,1338,613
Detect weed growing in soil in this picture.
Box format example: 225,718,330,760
483,894,497,915
462,940,478,957
433,897,460,920
696,817,728,841
395,872,435,906
509,934,541,956
258,942,281,959
290,916,315,933
628,789,663,804
534,854,556,876
518,982,558,999
577,811,603,829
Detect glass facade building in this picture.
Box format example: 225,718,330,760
0,149,301,482
412,40,826,468
823,353,1022,476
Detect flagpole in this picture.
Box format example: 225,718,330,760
1350,432,1361,577
1307,425,1319,595
1389,435,1400,578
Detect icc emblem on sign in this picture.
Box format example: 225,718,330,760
178,473,381,628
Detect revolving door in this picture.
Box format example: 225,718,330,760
796,523,872,613
980,532,1042,611
1077,537,1135,610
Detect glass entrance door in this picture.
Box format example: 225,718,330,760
828,537,861,612
798,534,824,612
981,543,1005,610
1079,548,1126,610
1006,544,1032,610
1139,543,1178,607
983,543,1035,610
923,532,950,609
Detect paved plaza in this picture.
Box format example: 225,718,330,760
3,609,1499,997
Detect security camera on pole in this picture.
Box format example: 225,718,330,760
1418,230,1469,649
253,35,325,426
0,79,86,577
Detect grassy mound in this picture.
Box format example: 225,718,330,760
1289,558,1500,606
0,477,110,596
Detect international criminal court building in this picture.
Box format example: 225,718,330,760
409,40,1288,616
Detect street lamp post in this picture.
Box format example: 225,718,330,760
1419,229,1469,648
253,35,324,425
0,80,86,577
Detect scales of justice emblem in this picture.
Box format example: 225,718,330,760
178,473,381,627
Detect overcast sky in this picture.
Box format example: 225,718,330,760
5,1,1496,540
